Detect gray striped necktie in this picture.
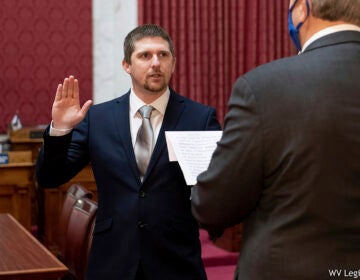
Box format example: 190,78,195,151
134,105,154,179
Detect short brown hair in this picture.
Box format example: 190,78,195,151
123,24,175,64
311,0,360,26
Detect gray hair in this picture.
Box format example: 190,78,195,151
311,0,360,26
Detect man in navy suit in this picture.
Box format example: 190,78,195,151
191,0,360,279
36,24,220,280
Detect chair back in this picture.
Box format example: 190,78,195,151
58,184,93,260
65,197,97,280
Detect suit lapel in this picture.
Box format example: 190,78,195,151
144,91,185,181
113,92,141,181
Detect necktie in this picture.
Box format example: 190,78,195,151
134,105,154,179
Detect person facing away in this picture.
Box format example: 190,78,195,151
36,24,221,280
191,0,360,279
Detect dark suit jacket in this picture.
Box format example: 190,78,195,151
36,89,220,280
191,31,360,280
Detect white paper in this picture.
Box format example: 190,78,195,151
165,131,222,185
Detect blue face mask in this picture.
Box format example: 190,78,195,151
288,0,310,52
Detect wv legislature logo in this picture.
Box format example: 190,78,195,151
329,269,360,279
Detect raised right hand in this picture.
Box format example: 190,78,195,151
52,75,93,129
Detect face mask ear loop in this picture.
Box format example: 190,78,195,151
295,22,304,30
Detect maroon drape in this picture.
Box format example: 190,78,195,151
138,0,293,124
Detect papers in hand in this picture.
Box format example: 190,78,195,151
165,131,222,185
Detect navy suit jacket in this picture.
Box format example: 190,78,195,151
36,89,221,280
192,31,360,280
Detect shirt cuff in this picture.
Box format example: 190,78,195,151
49,121,73,136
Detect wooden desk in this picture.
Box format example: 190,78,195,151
0,163,34,230
0,213,68,279
6,126,97,252
10,138,43,163
10,126,44,164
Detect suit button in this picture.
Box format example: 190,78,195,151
139,190,146,198
138,221,146,229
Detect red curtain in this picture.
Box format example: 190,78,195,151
138,0,293,124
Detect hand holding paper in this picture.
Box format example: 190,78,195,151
165,131,222,185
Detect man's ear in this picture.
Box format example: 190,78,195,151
298,0,310,22
122,59,131,74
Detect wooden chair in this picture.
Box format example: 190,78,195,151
58,184,93,262
64,197,97,280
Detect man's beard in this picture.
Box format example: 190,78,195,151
144,80,167,94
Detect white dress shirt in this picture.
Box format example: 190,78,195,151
129,88,170,148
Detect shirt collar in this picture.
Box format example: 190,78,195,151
130,87,170,118
301,24,360,53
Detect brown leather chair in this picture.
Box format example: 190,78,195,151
64,197,97,280
58,184,93,261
